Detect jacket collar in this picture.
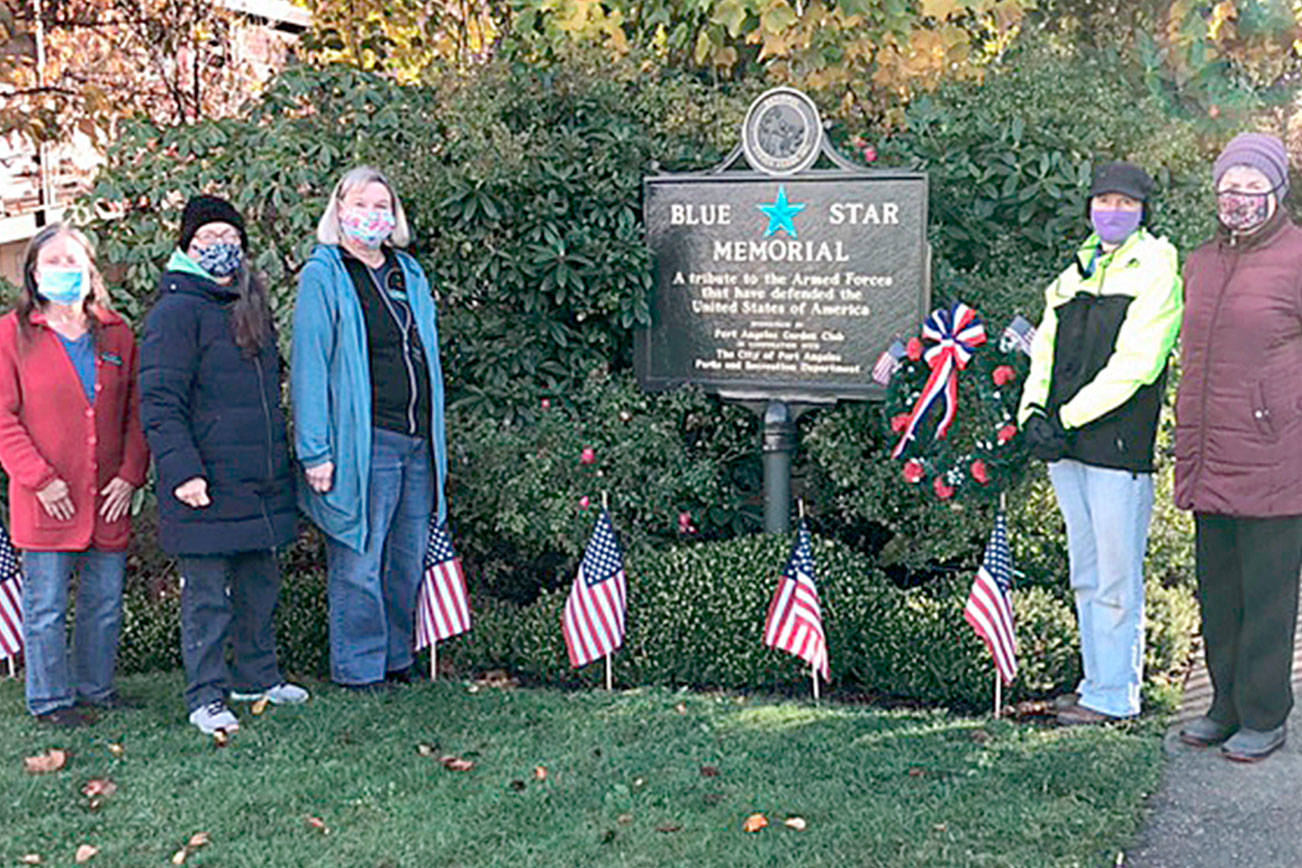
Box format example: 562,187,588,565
1073,227,1149,271
1217,207,1291,252
28,305,123,329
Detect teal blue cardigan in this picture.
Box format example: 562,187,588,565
290,244,448,552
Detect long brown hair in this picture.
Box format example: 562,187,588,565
228,261,273,356
18,224,113,349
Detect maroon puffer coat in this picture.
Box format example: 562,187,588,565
1175,214,1302,517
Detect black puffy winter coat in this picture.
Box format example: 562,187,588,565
140,268,297,555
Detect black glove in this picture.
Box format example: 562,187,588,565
1023,410,1068,462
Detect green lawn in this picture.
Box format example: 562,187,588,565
0,673,1162,867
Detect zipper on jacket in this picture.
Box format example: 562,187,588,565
253,353,276,542
1190,247,1243,495
366,266,420,436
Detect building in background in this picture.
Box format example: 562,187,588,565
0,0,310,285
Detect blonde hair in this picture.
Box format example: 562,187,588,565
315,166,412,248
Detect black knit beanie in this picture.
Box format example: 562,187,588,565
178,195,247,251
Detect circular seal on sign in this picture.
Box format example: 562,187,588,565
741,88,822,176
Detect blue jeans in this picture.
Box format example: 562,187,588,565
1048,459,1154,717
21,549,127,716
326,428,433,685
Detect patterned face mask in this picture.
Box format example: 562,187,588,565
195,242,243,278
340,208,396,248
1217,190,1273,233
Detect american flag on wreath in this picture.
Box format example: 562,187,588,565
562,509,627,669
964,512,1018,684
871,338,908,385
413,519,471,651
763,520,829,680
0,520,23,663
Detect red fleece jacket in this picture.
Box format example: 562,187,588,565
0,307,149,551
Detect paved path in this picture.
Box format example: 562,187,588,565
1126,593,1302,867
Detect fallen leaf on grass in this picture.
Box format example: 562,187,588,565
783,817,807,831
476,669,519,689
699,765,719,777
20,855,41,865
439,755,475,772
617,814,633,826
251,697,270,716
907,767,927,778
24,749,67,774
632,777,645,789
306,816,329,834
508,780,526,792
932,823,947,833
81,778,117,799
188,833,209,849
416,743,438,757
107,743,125,759
170,849,188,865
742,813,768,833
212,730,229,748
655,822,682,834
533,765,548,781
74,844,98,863
674,702,687,715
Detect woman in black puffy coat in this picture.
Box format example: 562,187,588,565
140,195,307,737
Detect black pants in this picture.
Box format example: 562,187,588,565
1195,513,1302,731
179,550,284,712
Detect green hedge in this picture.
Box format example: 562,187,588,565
444,532,1196,711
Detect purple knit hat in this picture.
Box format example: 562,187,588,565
1213,132,1290,192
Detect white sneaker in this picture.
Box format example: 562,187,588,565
230,682,310,705
189,700,240,735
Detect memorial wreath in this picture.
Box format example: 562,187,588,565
881,301,1030,503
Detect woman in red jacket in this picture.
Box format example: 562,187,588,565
1175,133,1302,762
0,224,149,727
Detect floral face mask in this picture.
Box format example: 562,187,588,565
340,208,396,248
1217,189,1273,233
195,242,243,278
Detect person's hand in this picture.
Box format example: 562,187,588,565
1023,411,1068,462
36,477,75,520
305,461,334,494
99,476,135,523
174,477,211,508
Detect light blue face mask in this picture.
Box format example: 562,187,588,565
195,242,243,278
37,267,90,306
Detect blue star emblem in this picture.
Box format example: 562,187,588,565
757,186,806,239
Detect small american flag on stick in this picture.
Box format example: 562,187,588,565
414,519,471,652
1000,315,1036,357
964,512,1018,685
562,509,627,669
763,520,829,682
0,521,23,666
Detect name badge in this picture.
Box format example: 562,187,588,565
101,352,123,367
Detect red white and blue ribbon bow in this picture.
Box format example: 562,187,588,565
890,302,988,459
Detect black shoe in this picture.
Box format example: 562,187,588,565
386,667,413,685
36,706,95,728
338,681,393,696
78,692,141,711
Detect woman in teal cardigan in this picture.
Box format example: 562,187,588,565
291,166,448,690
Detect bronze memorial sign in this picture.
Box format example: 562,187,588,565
636,87,930,404
636,87,930,531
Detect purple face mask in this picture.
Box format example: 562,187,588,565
1091,208,1143,244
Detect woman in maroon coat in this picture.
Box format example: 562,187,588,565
0,224,149,727
1175,132,1302,762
